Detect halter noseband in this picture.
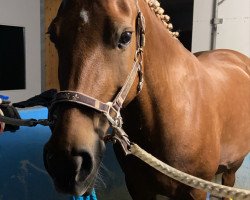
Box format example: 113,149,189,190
49,11,146,155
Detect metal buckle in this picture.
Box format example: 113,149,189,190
103,103,131,155
104,127,131,156
137,63,144,93
137,12,146,48
134,50,144,93
112,129,131,156
104,107,123,129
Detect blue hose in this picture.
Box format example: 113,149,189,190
71,190,97,200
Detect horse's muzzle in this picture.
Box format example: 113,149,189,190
43,144,94,195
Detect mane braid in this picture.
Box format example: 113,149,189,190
144,0,179,38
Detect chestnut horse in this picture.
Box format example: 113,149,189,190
43,0,250,199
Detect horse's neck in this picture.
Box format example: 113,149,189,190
140,0,199,101
124,2,200,144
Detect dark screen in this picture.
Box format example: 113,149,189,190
0,25,25,90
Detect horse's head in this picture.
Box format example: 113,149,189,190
44,0,144,195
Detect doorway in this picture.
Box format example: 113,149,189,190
160,0,194,51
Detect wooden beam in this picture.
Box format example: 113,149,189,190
45,0,60,89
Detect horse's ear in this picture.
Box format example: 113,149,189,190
61,0,66,5
57,0,66,15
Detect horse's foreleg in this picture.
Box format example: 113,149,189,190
222,171,236,200
125,176,157,200
222,158,244,200
188,189,207,200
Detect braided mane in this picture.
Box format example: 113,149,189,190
144,0,179,38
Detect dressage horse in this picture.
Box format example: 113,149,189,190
43,0,250,199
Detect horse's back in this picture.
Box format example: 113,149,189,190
195,49,250,75
195,49,250,166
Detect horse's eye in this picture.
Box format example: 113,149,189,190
118,31,132,49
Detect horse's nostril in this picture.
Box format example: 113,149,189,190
43,146,95,191
72,150,93,181
80,151,93,174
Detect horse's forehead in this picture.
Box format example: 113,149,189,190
62,0,136,17
99,0,135,13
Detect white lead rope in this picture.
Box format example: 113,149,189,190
130,143,250,199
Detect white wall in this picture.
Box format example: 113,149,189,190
0,0,41,102
192,0,250,57
216,0,250,56
191,0,214,52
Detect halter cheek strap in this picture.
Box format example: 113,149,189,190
49,60,139,122
50,59,142,132
49,11,146,155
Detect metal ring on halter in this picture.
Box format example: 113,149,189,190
103,104,123,129
135,48,144,63
134,49,144,93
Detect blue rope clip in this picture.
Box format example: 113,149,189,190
0,95,9,101
71,190,97,200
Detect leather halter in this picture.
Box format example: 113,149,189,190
49,10,146,155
